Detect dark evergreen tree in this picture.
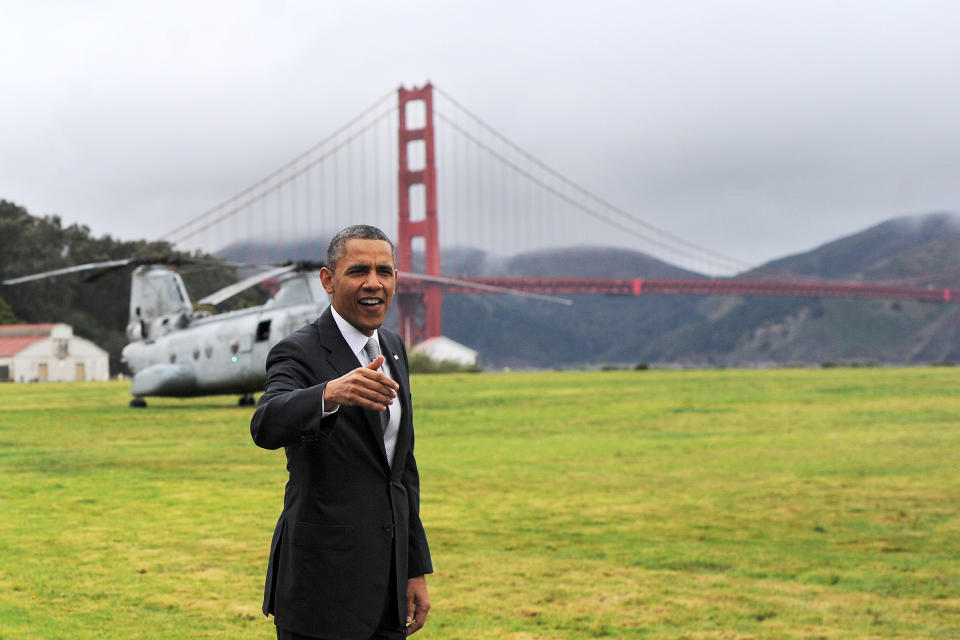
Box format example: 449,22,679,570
0,295,18,324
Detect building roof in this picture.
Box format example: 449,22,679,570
413,335,479,354
411,335,479,365
0,323,58,336
0,324,65,357
0,335,48,357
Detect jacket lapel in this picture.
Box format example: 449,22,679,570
379,332,411,471
315,310,390,467
316,309,359,375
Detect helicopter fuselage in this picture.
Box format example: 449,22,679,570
118,265,330,401
122,300,326,398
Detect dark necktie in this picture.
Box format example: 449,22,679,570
363,337,389,434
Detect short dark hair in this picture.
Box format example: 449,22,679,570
326,225,397,272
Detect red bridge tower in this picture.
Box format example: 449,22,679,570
396,83,442,344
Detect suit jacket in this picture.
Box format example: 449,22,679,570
250,308,432,639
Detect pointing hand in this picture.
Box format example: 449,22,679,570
323,354,399,412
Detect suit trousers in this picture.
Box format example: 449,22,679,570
275,549,403,640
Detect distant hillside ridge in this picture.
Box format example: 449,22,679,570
756,212,960,280
661,211,960,367
504,246,704,279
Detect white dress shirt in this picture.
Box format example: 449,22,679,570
323,307,401,466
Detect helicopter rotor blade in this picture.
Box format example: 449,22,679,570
196,264,298,307
1,258,135,285
398,272,574,306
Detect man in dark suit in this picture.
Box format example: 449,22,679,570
251,225,432,639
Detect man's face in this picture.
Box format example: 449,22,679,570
320,238,397,336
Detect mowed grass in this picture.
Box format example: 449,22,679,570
0,368,958,639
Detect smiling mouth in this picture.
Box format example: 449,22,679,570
358,297,384,307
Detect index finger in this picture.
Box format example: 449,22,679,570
356,361,399,390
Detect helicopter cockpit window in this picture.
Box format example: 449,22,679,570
164,277,186,304
307,277,328,304
256,320,271,342
269,278,311,308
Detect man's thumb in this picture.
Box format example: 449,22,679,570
366,354,384,370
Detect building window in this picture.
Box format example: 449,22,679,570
55,339,69,359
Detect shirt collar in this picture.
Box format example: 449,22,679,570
330,306,380,361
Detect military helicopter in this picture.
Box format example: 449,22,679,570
3,257,327,406
3,257,570,407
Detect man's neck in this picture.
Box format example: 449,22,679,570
330,306,378,352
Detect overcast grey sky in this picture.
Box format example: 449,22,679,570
3,0,959,272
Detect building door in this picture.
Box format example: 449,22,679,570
37,363,48,381
75,362,86,382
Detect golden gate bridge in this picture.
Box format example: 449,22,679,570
160,83,958,345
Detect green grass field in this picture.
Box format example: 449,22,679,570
0,368,958,639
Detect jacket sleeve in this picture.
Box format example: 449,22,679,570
250,339,336,450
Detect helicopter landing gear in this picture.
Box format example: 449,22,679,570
238,394,256,407
130,397,147,408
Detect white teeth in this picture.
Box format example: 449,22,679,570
359,298,381,306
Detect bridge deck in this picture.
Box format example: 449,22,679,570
398,278,956,303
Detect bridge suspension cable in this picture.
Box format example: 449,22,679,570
161,88,399,258
158,82,955,295
433,86,754,276
435,110,746,275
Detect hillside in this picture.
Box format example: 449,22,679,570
8,199,960,370
656,212,960,366
438,246,705,367
759,213,960,279
443,213,960,368
221,213,960,368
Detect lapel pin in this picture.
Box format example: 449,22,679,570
393,354,399,360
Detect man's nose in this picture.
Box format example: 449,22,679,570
362,270,381,288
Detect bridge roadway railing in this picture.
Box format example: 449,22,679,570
397,278,957,303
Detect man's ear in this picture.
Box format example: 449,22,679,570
319,267,334,294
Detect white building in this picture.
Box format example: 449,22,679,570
0,323,109,383
411,335,480,367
